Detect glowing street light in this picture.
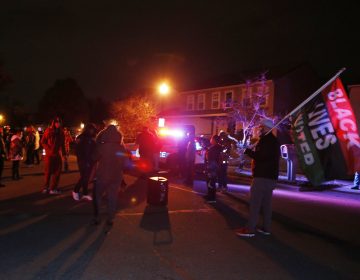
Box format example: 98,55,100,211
0,114,4,124
158,82,170,96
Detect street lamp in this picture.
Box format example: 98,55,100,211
158,82,170,96
0,114,4,124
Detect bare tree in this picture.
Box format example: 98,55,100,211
227,73,270,145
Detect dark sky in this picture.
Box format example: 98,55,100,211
1,1,359,110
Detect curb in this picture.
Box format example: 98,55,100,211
228,170,358,195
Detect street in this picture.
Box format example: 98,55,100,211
1,157,360,280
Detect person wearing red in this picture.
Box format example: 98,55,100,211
41,117,66,194
63,127,73,172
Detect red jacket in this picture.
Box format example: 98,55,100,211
41,127,66,157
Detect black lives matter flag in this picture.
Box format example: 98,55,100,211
292,78,360,186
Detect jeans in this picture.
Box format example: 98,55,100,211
248,177,276,232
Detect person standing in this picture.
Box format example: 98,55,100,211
92,125,129,226
72,123,97,201
218,131,235,192
24,126,35,166
236,118,280,237
0,127,6,187
41,117,66,195
34,128,41,164
184,133,196,186
9,129,23,180
63,127,73,172
205,135,222,203
136,126,156,174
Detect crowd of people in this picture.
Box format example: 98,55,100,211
1,116,358,235
0,123,74,187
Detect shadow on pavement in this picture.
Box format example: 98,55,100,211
0,183,99,278
205,197,247,229
242,233,351,280
31,225,107,280
273,212,360,259
140,205,173,245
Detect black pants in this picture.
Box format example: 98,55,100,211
74,161,94,195
218,163,228,189
93,179,121,222
184,160,195,185
26,147,34,165
34,149,40,164
12,160,20,179
207,169,217,201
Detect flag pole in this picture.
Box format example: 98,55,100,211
267,67,346,134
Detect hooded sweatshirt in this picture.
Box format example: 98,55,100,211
95,125,129,184
41,120,65,157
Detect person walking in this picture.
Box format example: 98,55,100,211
0,127,6,187
72,123,97,201
92,125,129,226
205,135,222,203
236,118,280,237
9,129,23,180
41,117,66,195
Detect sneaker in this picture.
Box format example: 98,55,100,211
49,189,61,195
82,195,93,201
42,188,49,194
207,200,217,204
256,228,271,236
72,191,80,201
351,186,359,190
235,227,255,237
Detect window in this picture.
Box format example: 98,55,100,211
211,92,220,109
186,95,194,110
224,91,233,108
198,93,205,110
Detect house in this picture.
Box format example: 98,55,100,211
162,64,320,143
163,79,274,138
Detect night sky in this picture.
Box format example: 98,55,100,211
1,1,358,110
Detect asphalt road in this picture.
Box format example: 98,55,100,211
0,158,359,280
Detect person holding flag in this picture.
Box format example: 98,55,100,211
236,118,280,237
